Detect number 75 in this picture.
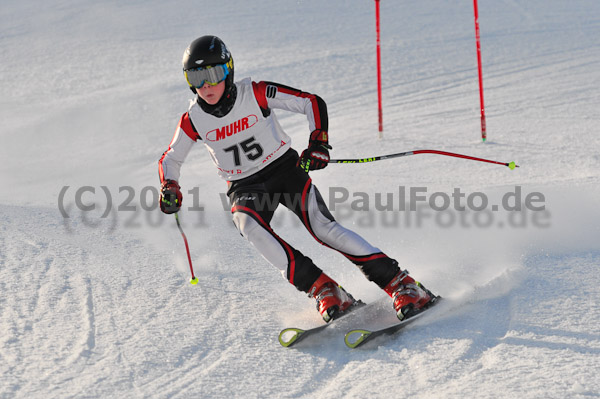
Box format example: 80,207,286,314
223,136,264,166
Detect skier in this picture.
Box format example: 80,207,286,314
158,35,436,322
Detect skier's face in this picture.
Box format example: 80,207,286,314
196,80,226,105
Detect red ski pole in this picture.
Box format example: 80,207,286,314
330,149,518,169
174,213,198,285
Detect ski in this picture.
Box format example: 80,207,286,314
278,301,366,347
278,323,329,348
344,296,441,349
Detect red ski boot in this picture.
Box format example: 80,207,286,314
384,269,433,320
308,273,355,322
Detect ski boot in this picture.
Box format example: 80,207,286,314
384,269,435,320
308,273,356,323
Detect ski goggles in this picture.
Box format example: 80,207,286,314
184,60,232,88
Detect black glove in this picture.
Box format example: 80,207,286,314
160,180,182,214
297,129,331,172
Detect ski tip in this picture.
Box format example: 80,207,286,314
344,329,372,349
278,328,305,347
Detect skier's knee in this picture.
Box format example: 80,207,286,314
232,211,260,239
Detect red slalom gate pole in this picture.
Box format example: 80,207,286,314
375,0,383,138
473,0,487,142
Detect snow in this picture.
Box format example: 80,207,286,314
1,0,599,397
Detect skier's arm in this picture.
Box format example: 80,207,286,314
252,81,331,171
158,112,199,184
251,81,328,133
158,112,199,214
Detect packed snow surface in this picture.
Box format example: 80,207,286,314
1,1,599,398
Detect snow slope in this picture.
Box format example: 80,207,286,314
1,0,599,398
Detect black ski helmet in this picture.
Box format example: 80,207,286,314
182,35,234,93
